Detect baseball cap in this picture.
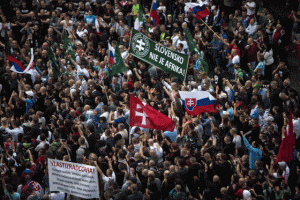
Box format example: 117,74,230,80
220,92,227,99
243,190,251,200
25,91,34,97
77,72,84,76
118,12,123,15
157,7,163,11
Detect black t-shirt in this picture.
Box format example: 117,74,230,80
19,5,30,16
12,16,26,30
103,8,115,23
53,2,68,13
213,73,223,91
29,17,43,28
77,7,87,21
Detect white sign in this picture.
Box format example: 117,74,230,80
48,159,99,199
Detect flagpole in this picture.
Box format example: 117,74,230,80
183,54,190,83
100,78,109,104
200,19,218,36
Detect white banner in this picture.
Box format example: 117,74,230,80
48,159,99,199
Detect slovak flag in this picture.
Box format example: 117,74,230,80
150,0,160,27
185,3,210,20
179,91,215,116
108,43,115,65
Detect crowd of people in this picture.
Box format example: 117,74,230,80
0,0,300,199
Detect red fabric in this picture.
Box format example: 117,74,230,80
128,81,134,91
130,94,175,131
72,132,80,136
235,188,244,197
247,14,255,23
229,44,240,59
7,55,25,71
75,111,82,116
3,142,17,150
35,155,46,166
273,29,281,45
276,109,295,162
21,164,36,180
247,43,257,62
195,8,210,20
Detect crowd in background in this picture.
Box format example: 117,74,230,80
0,0,300,199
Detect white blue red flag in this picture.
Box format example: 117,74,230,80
150,0,160,26
179,91,215,116
184,3,210,20
108,43,115,65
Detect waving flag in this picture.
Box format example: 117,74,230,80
47,47,61,79
185,3,210,20
179,91,215,116
277,110,295,163
130,94,175,131
150,0,160,26
111,42,127,76
10,48,34,74
108,43,115,65
8,56,24,73
63,30,76,61
184,28,209,72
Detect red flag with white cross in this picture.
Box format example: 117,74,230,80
130,94,175,131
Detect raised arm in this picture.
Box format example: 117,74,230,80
139,142,146,159
94,161,104,178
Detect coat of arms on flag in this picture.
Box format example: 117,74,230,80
179,91,215,116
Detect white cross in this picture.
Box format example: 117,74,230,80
187,99,193,107
136,39,145,51
135,104,148,125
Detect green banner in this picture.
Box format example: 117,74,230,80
111,42,127,77
129,29,189,81
184,28,209,73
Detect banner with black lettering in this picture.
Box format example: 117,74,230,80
48,159,99,199
129,29,189,81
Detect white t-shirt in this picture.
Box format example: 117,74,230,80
100,112,109,122
273,165,290,183
232,55,240,64
245,1,256,16
48,192,66,200
292,118,300,139
5,127,24,142
76,28,88,39
61,19,74,33
102,172,116,190
233,135,242,148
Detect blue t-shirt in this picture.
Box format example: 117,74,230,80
84,15,96,25
25,97,36,113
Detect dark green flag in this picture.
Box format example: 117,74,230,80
184,28,209,73
63,30,76,61
111,42,127,76
4,30,12,56
47,47,61,79
138,0,149,35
